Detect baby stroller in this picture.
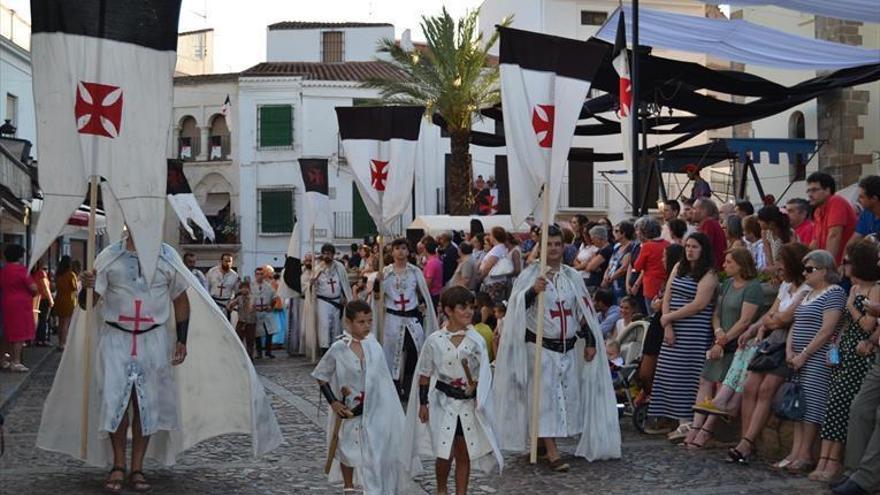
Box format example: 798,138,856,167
611,319,650,432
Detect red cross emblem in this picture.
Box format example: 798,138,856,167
74,81,123,138
618,76,632,119
531,104,554,148
549,301,573,340
118,300,155,357
354,391,365,405
370,159,389,191
394,293,410,312
326,275,337,293
450,378,467,389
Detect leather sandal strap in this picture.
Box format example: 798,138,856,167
109,466,126,474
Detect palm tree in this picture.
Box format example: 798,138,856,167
364,8,509,215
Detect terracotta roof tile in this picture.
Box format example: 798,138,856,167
240,61,405,81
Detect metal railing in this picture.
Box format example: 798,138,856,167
333,211,403,239
0,143,32,200
559,180,615,210
179,214,240,245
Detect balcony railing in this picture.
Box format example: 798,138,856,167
0,142,33,200
333,211,403,239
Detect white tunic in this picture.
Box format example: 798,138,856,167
380,265,427,381
312,338,368,467
417,330,493,461
524,271,585,438
315,264,344,349
252,280,278,337
206,266,238,304
95,248,188,436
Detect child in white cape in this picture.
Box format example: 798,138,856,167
403,286,503,495
312,300,419,494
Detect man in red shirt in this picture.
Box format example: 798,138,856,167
785,197,814,246
807,172,856,264
694,198,726,270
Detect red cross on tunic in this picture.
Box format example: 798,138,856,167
326,275,337,293
118,300,155,357
549,301,573,340
216,283,227,298
394,293,410,312
354,391,365,405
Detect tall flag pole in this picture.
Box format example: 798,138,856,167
282,158,331,297
497,26,609,463
612,8,634,203
631,0,642,217
29,0,183,457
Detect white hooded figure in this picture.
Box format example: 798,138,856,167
303,244,353,360
36,237,281,478
493,226,620,470
372,239,438,391
312,300,419,494
402,287,503,494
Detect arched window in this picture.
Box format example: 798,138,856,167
788,111,806,181
178,116,199,161
208,114,230,160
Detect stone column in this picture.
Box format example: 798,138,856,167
816,17,872,188
197,126,210,161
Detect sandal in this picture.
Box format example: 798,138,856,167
667,423,692,443
786,459,816,474
687,428,713,449
129,470,151,492
104,466,125,493
771,458,793,470
727,437,754,465
548,457,570,472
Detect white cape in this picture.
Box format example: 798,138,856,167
492,263,621,461
320,334,421,494
303,260,353,362
402,328,504,474
370,263,439,344
36,242,283,466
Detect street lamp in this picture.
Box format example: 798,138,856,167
0,119,16,136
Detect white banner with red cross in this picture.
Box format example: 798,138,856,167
335,106,424,236
498,27,609,228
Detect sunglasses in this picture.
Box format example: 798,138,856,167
803,265,820,274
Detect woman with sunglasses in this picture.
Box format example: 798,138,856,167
809,241,880,482
771,250,846,473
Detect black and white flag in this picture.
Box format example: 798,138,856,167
29,0,182,280
612,11,635,181
166,159,215,241
335,106,424,235
498,27,609,226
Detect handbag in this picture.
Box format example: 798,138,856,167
747,329,787,372
773,374,806,421
488,257,515,278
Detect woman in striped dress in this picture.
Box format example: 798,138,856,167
649,232,718,439
780,250,847,474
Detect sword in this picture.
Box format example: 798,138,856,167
461,359,477,397
324,387,352,474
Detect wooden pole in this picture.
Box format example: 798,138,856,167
80,175,99,458
376,234,386,342
528,185,553,464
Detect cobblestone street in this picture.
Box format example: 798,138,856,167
1,354,824,494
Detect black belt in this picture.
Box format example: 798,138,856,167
317,295,344,311
386,307,421,318
525,329,577,353
106,321,163,334
435,381,476,400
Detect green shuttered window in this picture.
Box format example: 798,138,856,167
258,105,293,148
260,189,294,234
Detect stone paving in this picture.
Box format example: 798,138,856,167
0,354,828,494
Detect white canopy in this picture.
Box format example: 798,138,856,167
596,6,880,70
407,215,529,235
700,1,880,24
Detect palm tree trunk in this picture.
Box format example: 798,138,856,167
447,130,473,215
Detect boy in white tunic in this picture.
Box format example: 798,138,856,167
493,225,620,471
312,300,416,494
374,238,439,398
404,286,503,495
252,266,278,359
